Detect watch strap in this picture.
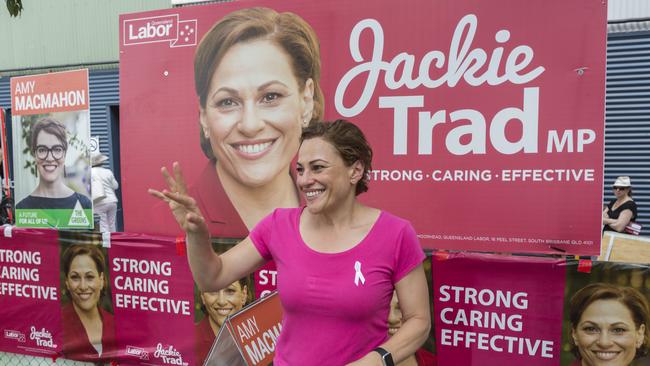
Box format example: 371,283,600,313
373,347,394,366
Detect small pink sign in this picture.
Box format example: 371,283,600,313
254,261,278,299
433,252,565,366
110,233,196,366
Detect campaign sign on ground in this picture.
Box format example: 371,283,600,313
205,291,282,366
0,228,61,357
110,234,195,366
10,69,93,229
120,0,606,255
432,252,565,365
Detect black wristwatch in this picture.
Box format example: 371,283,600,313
373,347,394,366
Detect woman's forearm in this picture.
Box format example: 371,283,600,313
186,230,223,292
604,210,633,232
381,313,431,364
603,217,624,231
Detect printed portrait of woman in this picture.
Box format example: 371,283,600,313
60,243,116,362
152,6,324,237
569,283,650,366
16,117,91,210
195,277,249,363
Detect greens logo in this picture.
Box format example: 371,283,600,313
68,200,89,227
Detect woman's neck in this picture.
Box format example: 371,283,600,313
309,196,363,229
33,181,73,197
207,317,221,336
216,163,300,229
72,302,101,323
616,195,631,204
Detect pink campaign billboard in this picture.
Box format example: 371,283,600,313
119,0,607,254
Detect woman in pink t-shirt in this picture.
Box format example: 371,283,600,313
151,119,430,365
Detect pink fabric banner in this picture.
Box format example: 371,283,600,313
0,228,61,357
254,261,278,299
433,252,566,365
110,233,196,366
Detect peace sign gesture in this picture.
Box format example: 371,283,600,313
148,162,209,240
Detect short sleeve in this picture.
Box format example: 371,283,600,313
624,201,638,220
249,210,275,260
392,222,426,283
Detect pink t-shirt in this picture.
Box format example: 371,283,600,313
250,207,425,366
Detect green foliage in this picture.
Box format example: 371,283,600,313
5,0,23,17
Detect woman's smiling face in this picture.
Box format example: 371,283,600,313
573,299,645,366
65,254,104,313
35,131,66,184
200,39,313,188
201,281,248,328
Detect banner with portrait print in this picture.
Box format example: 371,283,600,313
57,231,116,362
10,69,93,229
118,0,606,255
4,232,650,366
0,230,269,365
431,252,650,366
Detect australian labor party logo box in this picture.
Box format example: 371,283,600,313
10,69,93,230
123,14,196,47
119,0,606,255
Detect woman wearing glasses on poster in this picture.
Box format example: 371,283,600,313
151,7,323,238
602,176,637,233
151,120,430,365
569,283,649,366
15,118,91,210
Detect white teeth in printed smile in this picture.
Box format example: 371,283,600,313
306,190,323,198
216,309,232,315
236,142,272,154
594,351,618,360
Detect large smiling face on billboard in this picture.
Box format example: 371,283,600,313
119,0,606,255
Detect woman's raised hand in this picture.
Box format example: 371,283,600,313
148,162,209,238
